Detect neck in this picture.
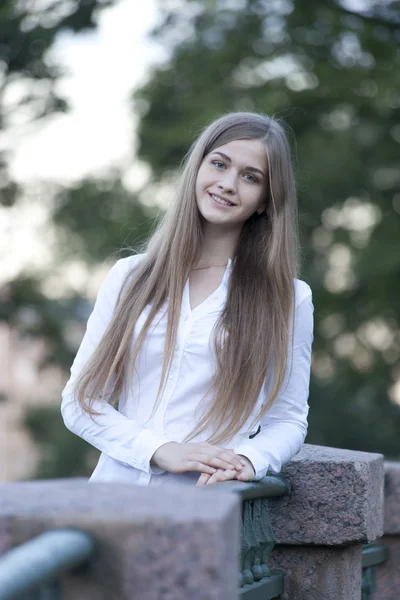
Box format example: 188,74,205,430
196,222,241,267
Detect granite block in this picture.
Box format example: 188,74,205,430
374,535,400,600
268,444,384,546
0,480,240,600
384,461,400,534
269,543,362,600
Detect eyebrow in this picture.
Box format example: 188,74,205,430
210,151,266,178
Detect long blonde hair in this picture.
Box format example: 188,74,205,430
76,112,299,444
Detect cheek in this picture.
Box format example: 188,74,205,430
253,185,267,209
197,164,209,181
241,186,265,210
196,166,212,197
195,168,204,191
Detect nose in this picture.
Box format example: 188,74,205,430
218,171,237,194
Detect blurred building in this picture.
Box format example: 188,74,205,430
0,322,66,481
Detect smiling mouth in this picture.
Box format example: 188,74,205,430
209,193,235,207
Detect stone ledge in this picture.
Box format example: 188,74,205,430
0,479,238,525
268,444,384,546
384,461,400,534
0,481,240,600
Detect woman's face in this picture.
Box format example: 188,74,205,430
195,138,268,228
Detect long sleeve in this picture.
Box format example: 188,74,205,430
233,292,314,480
61,256,171,474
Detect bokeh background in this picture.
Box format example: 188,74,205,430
0,0,399,481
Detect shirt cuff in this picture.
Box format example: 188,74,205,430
131,429,171,475
233,441,271,481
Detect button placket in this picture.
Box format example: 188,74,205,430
153,313,192,429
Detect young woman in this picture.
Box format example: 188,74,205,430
61,112,314,487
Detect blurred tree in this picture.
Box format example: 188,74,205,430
0,0,136,366
24,405,100,479
0,0,155,478
133,0,400,455
0,0,118,207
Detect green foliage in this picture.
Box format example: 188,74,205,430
52,176,157,263
0,0,148,479
134,0,400,456
0,275,84,369
24,405,99,479
0,0,119,206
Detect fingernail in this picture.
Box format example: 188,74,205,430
236,463,243,470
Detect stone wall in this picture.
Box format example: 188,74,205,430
267,444,384,600
0,480,240,600
0,444,387,599
375,461,400,600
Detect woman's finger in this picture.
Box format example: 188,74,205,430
219,447,245,462
196,473,211,486
235,468,254,482
205,456,241,471
198,449,243,471
186,461,218,475
190,451,237,472
205,469,236,485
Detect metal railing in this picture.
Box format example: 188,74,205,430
0,529,96,600
209,474,290,599
362,542,389,600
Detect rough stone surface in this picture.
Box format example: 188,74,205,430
0,480,240,600
374,535,400,600
384,461,400,534
269,543,362,600
267,444,384,546
0,516,12,555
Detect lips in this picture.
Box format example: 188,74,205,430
208,192,235,207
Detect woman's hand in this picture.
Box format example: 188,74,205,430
151,442,246,475
196,455,255,485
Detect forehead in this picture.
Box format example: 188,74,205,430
210,139,267,170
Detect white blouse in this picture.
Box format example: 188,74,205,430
61,254,314,486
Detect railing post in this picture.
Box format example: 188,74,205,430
373,461,400,599
265,444,385,600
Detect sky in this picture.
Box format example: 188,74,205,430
1,0,163,285
10,0,163,185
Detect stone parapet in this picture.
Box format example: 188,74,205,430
374,461,400,600
0,446,387,599
383,460,400,534
268,444,384,546
269,544,363,600
0,480,240,600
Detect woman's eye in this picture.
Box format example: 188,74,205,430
244,173,257,183
212,161,225,169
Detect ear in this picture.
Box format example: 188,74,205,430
256,205,266,216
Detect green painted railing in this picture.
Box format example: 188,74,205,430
0,529,96,600
362,542,389,600
210,474,290,599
